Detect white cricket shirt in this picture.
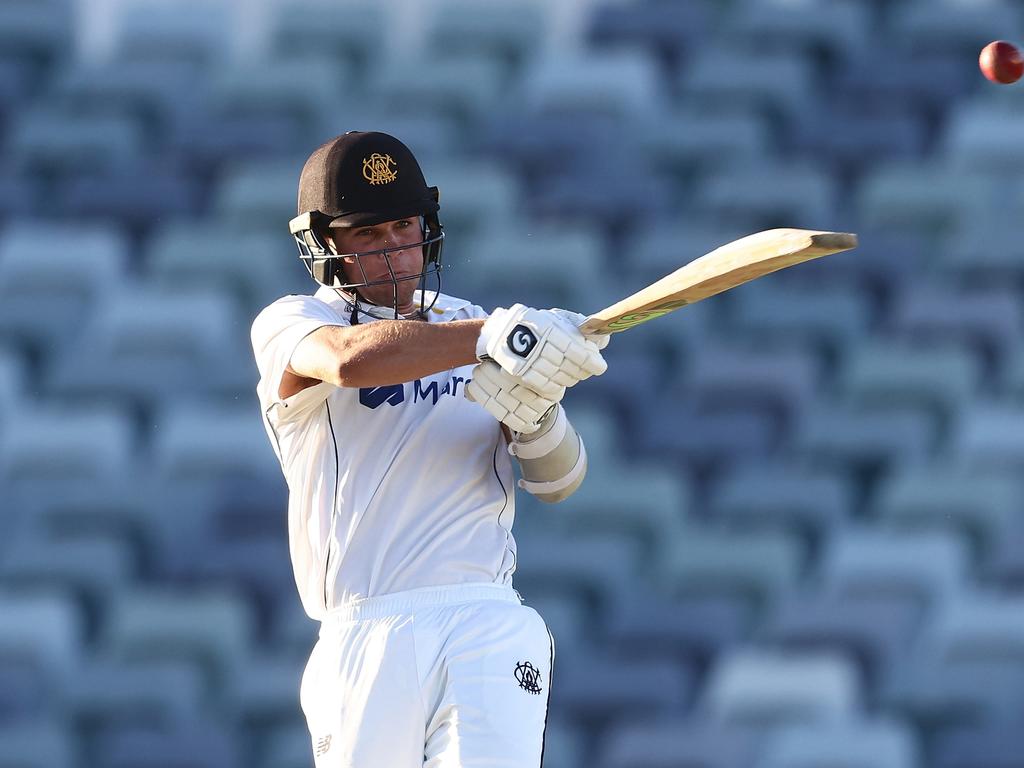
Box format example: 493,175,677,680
251,286,517,619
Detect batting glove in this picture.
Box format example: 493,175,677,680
549,308,611,351
476,304,607,398
465,361,562,434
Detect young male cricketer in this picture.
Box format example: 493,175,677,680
250,131,609,767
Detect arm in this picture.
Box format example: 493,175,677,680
284,318,485,395
508,405,587,503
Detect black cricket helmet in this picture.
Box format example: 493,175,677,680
289,131,445,310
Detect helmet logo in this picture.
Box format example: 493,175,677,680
363,153,398,185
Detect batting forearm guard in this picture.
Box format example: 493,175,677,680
508,405,587,503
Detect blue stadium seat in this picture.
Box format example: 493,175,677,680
370,54,508,123
857,164,993,239
224,652,303,724
759,717,920,768
425,0,547,71
883,655,1024,728
94,718,242,768
520,50,663,117
46,286,253,407
818,528,968,608
597,718,760,768
587,0,712,67
793,402,937,469
605,592,750,662
210,54,350,131
212,159,303,233
944,101,1024,173
872,464,1016,553
933,725,1024,768
549,464,692,568
9,107,145,174
724,281,872,357
530,159,676,232
0,0,73,72
57,163,203,232
676,342,820,427
0,589,83,676
260,723,314,768
939,213,1024,282
102,588,257,689
520,591,590,652
637,400,780,467
0,529,134,608
927,590,1024,665
0,721,77,768
757,592,923,693
887,2,1023,59
64,658,206,725
678,48,813,130
457,223,610,312
554,648,692,723
0,170,41,221
0,405,133,484
269,1,388,72
727,0,871,65
662,526,802,614
0,220,125,354
838,340,980,422
49,58,206,144
151,404,278,485
788,107,927,171
0,346,24,418
144,221,309,315
424,162,522,240
513,532,642,624
709,461,851,550
888,283,1021,376
982,524,1024,588
690,163,839,231
0,656,50,721
952,401,1024,468
700,648,860,724
111,0,233,66
637,109,770,187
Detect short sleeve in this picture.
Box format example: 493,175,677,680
251,294,345,422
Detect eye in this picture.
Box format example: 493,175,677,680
396,219,412,228
356,228,375,238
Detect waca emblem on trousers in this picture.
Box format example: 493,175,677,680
515,661,543,695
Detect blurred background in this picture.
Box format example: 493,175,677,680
2,0,1024,766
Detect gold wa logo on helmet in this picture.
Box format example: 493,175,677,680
363,153,398,185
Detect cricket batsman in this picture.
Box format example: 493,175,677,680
250,131,609,766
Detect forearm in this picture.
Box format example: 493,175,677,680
328,319,484,387
509,405,587,503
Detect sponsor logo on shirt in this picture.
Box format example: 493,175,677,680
359,376,469,410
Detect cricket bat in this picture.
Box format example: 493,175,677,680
579,228,858,335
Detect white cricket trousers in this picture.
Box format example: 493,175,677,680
300,582,555,768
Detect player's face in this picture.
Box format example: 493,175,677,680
328,218,427,315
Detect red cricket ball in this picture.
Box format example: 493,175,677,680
980,40,1024,85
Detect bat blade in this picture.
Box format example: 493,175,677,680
579,228,857,335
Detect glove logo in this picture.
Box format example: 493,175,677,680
507,325,538,358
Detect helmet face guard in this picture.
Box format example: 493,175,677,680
288,203,445,320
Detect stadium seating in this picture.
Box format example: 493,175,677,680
4,0,1024,764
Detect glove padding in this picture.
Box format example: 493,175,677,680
549,308,611,351
476,304,607,399
465,360,561,434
